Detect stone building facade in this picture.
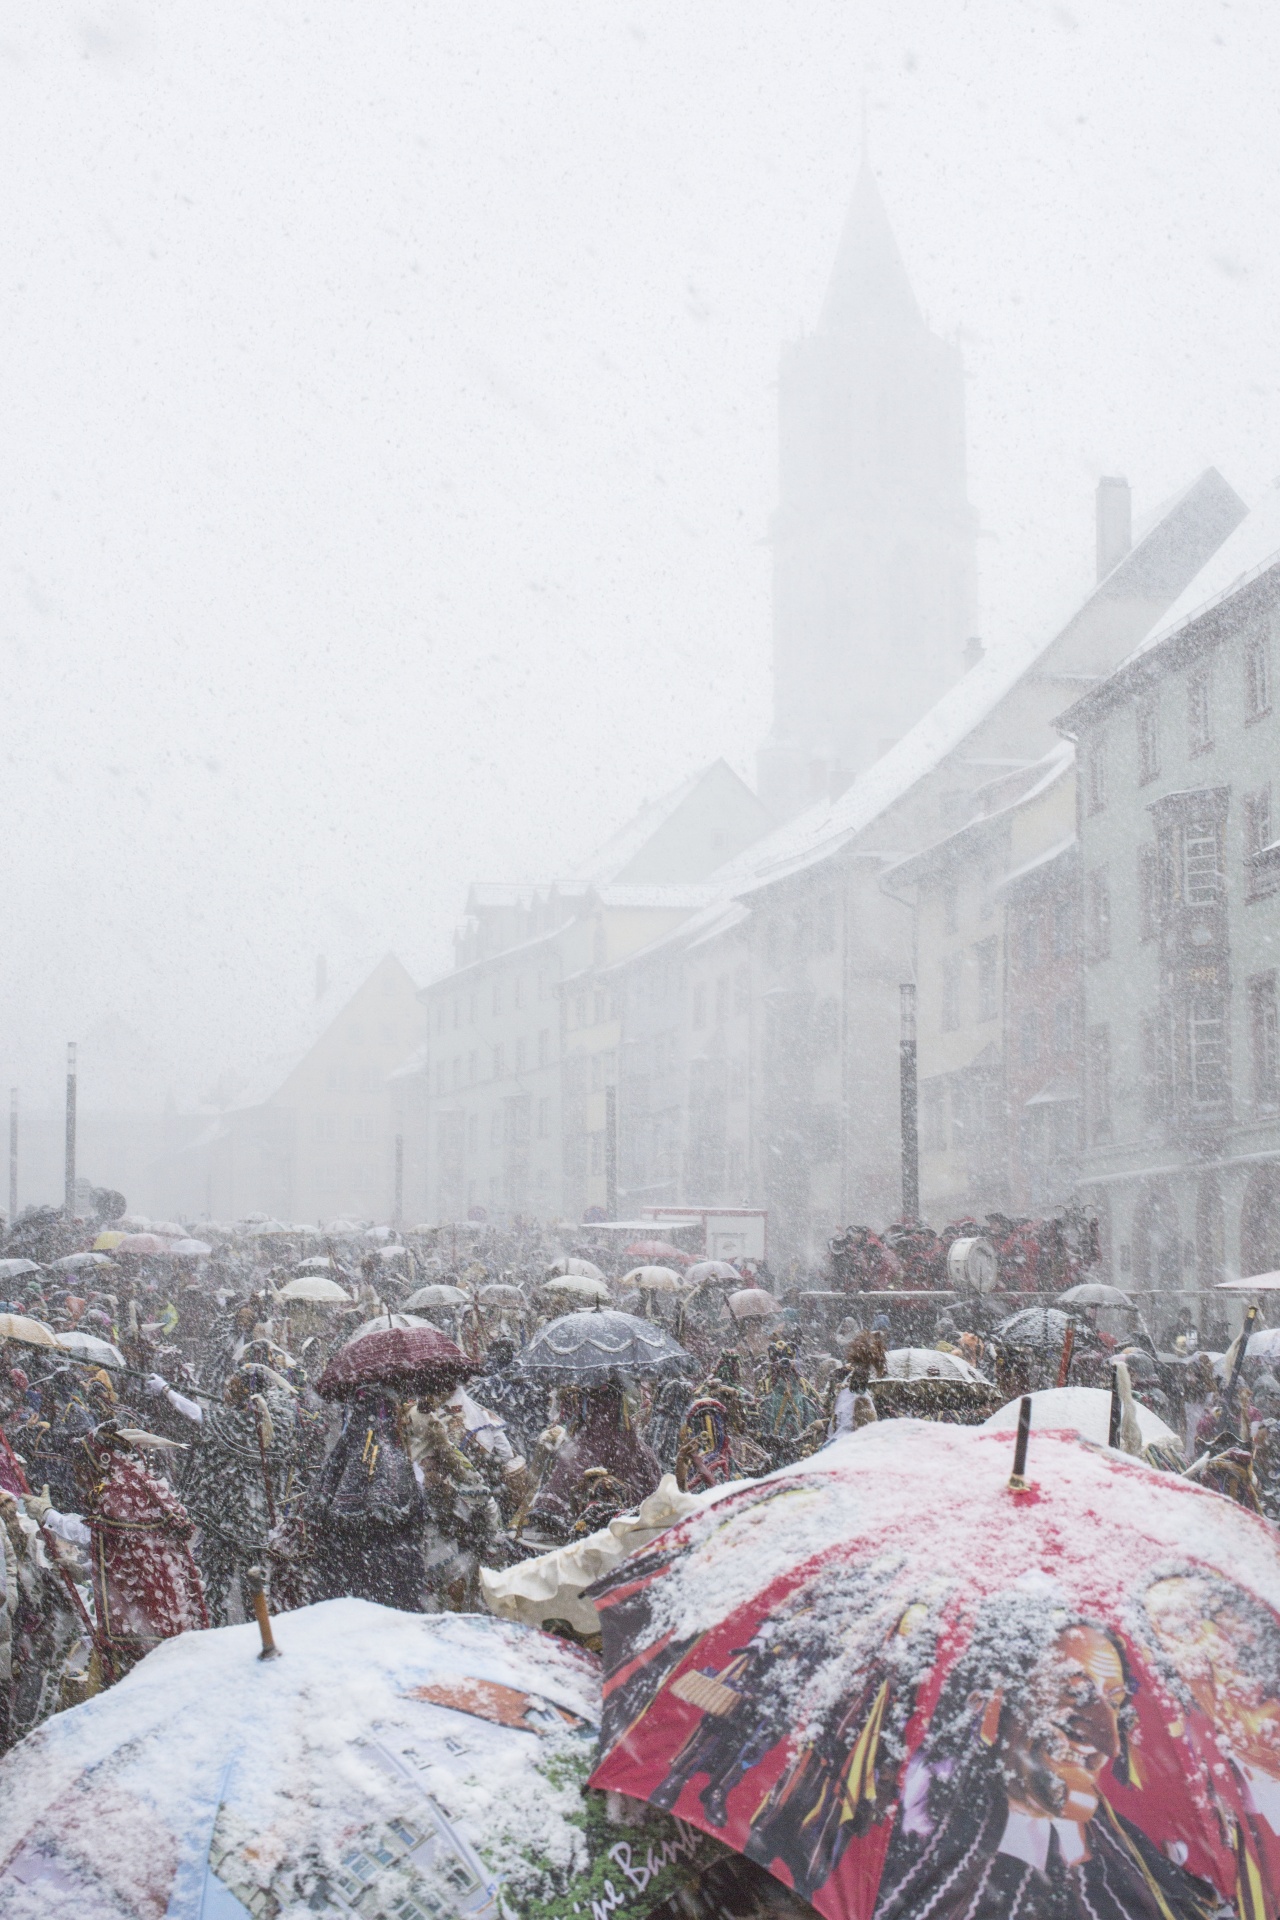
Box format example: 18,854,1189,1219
1061,489,1280,1304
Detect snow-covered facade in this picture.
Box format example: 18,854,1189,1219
1061,489,1280,1290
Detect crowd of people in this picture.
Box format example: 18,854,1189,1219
1,1203,1276,1759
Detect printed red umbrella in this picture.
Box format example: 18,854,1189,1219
624,1239,694,1265
316,1323,475,1399
588,1419,1280,1920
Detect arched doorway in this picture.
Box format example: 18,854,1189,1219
1241,1164,1280,1277
1132,1182,1182,1291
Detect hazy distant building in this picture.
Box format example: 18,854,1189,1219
758,162,978,820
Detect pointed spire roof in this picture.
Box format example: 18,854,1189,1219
819,161,921,335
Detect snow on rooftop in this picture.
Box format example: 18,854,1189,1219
1131,480,1280,659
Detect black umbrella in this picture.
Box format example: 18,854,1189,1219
515,1307,691,1384
993,1306,1073,1351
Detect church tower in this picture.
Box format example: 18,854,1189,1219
758,163,977,819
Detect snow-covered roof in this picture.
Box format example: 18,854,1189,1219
1131,481,1280,660
997,834,1078,894
572,765,717,887
593,882,719,911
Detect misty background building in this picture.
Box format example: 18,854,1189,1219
757,161,978,819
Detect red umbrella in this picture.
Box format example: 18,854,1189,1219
316,1324,475,1399
588,1420,1280,1920
624,1239,694,1266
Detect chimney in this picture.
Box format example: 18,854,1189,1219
963,635,985,671
1096,476,1132,582
316,954,328,999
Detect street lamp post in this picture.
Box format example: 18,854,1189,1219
64,1043,77,1220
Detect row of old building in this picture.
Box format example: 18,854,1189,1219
398,466,1279,1291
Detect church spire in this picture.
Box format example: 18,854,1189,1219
819,160,921,336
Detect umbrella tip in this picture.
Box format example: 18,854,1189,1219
1008,1394,1032,1491
246,1565,281,1661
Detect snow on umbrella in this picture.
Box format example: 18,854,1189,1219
1219,1269,1280,1293
1247,1327,1280,1361
344,1312,439,1345
277,1274,352,1304
540,1274,611,1303
404,1283,470,1309
0,1600,726,1920
547,1256,605,1280
727,1287,781,1321
0,1258,44,1279
587,1419,1280,1920
624,1239,694,1266
881,1346,987,1383
55,1328,126,1369
1056,1282,1136,1308
0,1313,58,1349
478,1282,524,1306
993,1305,1073,1349
516,1308,690,1384
317,1323,474,1399
623,1266,683,1292
982,1385,1179,1450
51,1251,117,1272
685,1261,741,1285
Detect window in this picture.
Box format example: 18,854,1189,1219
467,1114,479,1153
692,983,707,1029
314,1115,336,1141
1141,1008,1174,1124
513,977,523,1009
468,1051,478,1084
491,982,502,1015
1087,869,1111,960
942,882,958,936
1183,819,1220,904
715,975,730,1025
1138,846,1158,942
538,1028,551,1067
1019,912,1040,973
1053,1000,1074,1055
1136,699,1160,784
1088,1026,1112,1141
814,998,839,1054
492,1044,505,1080
1246,626,1273,720
815,895,837,953
1051,897,1075,959
468,995,476,1025
537,1096,551,1138
942,953,962,1031
976,938,998,1021
1086,737,1108,814
452,998,460,1029
490,1111,501,1146
452,1056,462,1091
1250,975,1279,1108
734,964,751,1013
1019,1008,1039,1069
1246,786,1273,856
1189,992,1228,1105
921,1080,946,1152
436,1064,445,1096
1188,670,1212,754
515,1037,526,1073
593,990,606,1024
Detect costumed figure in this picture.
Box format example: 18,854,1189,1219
304,1388,425,1611
73,1421,209,1680
0,1486,95,1750
174,1362,298,1624
526,1380,662,1542
756,1343,822,1468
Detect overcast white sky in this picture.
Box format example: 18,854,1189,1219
2,0,1279,1115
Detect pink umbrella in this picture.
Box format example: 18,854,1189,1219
316,1324,475,1400
624,1239,694,1266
